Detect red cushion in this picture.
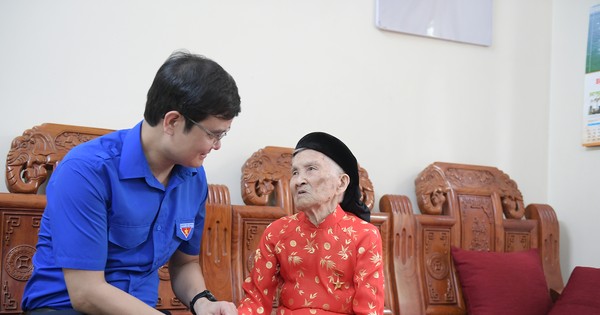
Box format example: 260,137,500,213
549,266,600,315
451,247,552,315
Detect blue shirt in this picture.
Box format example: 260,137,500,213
21,121,208,310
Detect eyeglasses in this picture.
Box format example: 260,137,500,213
184,116,229,143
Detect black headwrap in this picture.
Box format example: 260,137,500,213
294,132,371,222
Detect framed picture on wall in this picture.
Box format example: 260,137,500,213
375,0,493,47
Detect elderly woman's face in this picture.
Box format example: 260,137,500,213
290,149,342,211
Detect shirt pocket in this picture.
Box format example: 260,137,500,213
108,223,151,249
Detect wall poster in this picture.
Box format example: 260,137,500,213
583,4,600,147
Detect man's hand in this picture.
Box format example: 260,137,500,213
193,298,237,315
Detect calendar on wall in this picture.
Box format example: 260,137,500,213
583,4,600,147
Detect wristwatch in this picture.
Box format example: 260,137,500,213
189,290,217,315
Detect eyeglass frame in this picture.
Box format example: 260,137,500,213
183,115,229,143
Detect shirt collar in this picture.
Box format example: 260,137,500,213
300,205,347,229
119,121,198,183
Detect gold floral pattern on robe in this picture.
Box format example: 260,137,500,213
238,206,384,315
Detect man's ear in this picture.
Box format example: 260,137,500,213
162,111,182,136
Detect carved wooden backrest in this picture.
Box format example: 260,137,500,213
0,193,46,313
6,123,114,194
380,162,563,315
240,146,375,212
1,124,113,314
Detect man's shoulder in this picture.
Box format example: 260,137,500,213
65,129,127,161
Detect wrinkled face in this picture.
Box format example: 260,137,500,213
290,149,344,211
170,115,232,168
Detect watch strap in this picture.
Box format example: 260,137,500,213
189,290,217,315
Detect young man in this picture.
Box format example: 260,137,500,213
238,132,385,315
21,51,241,315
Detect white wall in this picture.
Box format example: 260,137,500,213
1,0,594,278
550,0,600,279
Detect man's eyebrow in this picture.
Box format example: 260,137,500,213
210,127,230,133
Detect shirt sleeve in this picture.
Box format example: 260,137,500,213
177,183,208,256
47,158,110,270
352,225,385,315
238,225,281,315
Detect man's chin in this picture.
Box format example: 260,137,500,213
183,159,204,168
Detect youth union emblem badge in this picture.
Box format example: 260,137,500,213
179,222,194,239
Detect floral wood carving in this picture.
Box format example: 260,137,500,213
459,195,493,251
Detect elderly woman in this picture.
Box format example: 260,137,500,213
238,132,385,315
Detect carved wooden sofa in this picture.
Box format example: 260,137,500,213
380,162,565,315
1,123,401,314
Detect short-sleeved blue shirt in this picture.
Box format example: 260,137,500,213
21,121,208,310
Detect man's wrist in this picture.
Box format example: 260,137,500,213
189,290,217,315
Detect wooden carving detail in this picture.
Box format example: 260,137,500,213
245,225,259,251
241,147,293,207
448,166,525,220
4,245,35,282
169,297,183,307
358,165,375,210
415,167,449,215
3,217,21,246
417,163,526,220
506,233,530,252
3,281,18,311
6,129,56,194
423,229,456,305
501,195,524,219
496,171,525,219
6,124,112,194
445,168,495,188
243,221,269,275
459,195,493,251
0,209,45,314
2,215,37,282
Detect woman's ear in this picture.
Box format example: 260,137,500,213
339,173,350,192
